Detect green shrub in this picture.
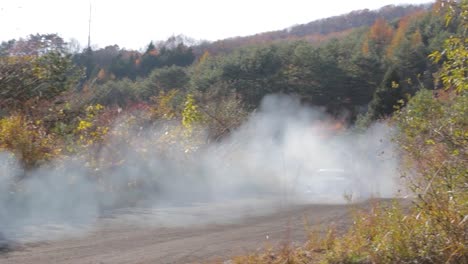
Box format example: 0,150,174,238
91,79,140,106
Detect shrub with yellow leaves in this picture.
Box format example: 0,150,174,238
0,114,60,170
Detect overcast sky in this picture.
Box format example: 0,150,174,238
1,0,432,50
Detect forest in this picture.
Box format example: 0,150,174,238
0,0,466,263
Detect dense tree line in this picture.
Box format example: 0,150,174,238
0,2,458,126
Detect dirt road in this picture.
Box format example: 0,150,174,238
0,199,378,264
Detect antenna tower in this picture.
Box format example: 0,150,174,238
87,2,92,49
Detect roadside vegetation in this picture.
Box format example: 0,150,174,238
231,1,468,263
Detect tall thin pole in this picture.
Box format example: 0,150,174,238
87,2,92,49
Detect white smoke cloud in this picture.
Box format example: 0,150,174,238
0,94,401,244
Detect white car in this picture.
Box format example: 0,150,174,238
294,168,368,202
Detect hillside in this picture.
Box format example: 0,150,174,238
195,3,431,55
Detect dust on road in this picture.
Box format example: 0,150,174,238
0,199,382,264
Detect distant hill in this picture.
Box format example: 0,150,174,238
195,3,431,55
286,4,430,36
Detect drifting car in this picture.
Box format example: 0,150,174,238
294,168,369,202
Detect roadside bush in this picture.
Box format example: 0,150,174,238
322,2,467,262
324,196,466,263
0,114,59,170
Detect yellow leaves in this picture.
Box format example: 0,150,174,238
74,104,108,149
430,1,468,94
76,124,109,148
77,105,104,132
0,114,59,169
77,120,92,131
95,104,104,110
428,50,443,63
150,90,179,120
391,81,400,89
85,104,104,113
182,93,203,134
434,36,468,93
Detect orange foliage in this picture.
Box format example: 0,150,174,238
362,18,394,56
369,18,394,45
134,58,141,66
387,11,426,58
97,68,107,80
387,16,410,57
148,49,158,56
